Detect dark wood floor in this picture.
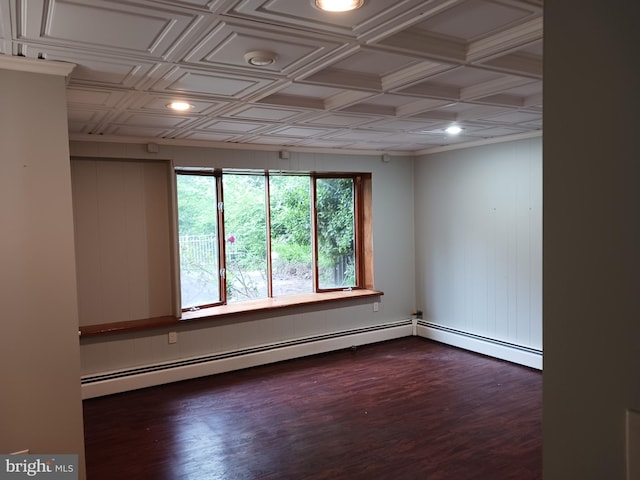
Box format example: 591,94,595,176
83,337,541,480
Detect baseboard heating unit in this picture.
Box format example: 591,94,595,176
81,319,413,399
416,320,542,370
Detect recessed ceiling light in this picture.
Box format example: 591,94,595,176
445,125,463,135
244,50,278,67
314,0,364,12
167,101,193,112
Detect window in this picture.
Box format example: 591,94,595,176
176,170,368,311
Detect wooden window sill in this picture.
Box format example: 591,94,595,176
79,289,383,338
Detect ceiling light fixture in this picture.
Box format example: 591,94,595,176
445,125,462,135
244,50,278,67
167,101,193,111
314,0,364,12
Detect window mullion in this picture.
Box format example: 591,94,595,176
217,173,228,304
265,172,273,298
354,175,364,287
311,176,319,292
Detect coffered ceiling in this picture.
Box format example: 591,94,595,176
0,0,542,154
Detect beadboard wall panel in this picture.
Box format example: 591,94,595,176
414,137,542,350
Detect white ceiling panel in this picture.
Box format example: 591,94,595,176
66,86,131,109
182,20,348,76
328,129,396,142
362,118,441,131
198,118,271,133
241,135,306,146
466,125,530,137
20,0,205,60
24,46,163,89
226,0,450,38
223,104,308,122
109,112,198,130
414,0,537,41
265,125,336,138
299,113,374,128
67,108,107,126
128,93,231,115
2,0,543,153
104,125,174,137
149,66,282,98
481,110,542,124
181,131,240,142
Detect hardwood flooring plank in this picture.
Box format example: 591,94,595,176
83,337,541,479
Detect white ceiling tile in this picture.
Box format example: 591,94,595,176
226,0,440,38
466,126,530,137
430,66,505,88
414,0,536,41
362,118,441,132
296,139,356,149
275,83,344,98
111,112,196,129
328,130,395,142
481,110,541,124
128,93,231,115
301,113,372,128
224,105,308,121
22,0,204,59
104,125,173,137
519,119,543,128
66,86,131,108
181,131,240,142
183,20,346,76
328,48,422,77
500,81,542,97
266,125,334,138
67,109,104,123
241,135,305,146
199,119,270,133
31,47,162,88
149,66,280,98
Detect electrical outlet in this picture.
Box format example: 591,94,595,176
168,331,177,344
373,302,379,312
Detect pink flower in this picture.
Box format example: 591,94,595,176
227,235,235,243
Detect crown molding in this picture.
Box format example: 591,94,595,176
68,133,416,157
0,55,75,77
415,130,542,156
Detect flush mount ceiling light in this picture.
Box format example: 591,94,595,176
314,0,364,12
445,125,463,135
167,101,193,111
244,50,278,66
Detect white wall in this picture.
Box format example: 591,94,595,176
0,67,86,477
71,142,415,381
543,1,640,478
71,158,174,326
414,137,542,352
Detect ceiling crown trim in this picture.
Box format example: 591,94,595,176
0,55,75,77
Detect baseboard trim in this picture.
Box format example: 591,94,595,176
81,320,413,399
416,321,542,370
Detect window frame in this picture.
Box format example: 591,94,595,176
175,169,369,313
175,169,226,310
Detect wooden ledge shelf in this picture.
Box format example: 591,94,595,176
79,289,383,338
